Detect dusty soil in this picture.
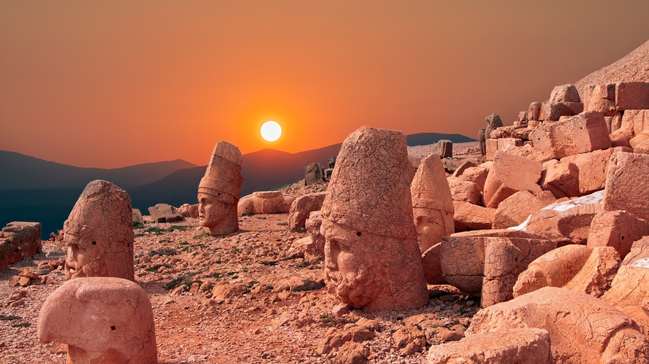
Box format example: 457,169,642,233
1,215,479,364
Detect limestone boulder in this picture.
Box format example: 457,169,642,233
540,102,583,122
467,287,649,364
453,201,495,232
238,191,296,215
427,328,551,364
287,192,327,230
588,210,649,259
0,222,42,271
513,245,620,298
37,277,157,364
483,151,542,208
492,191,552,229
603,151,649,221
530,111,611,160
177,203,199,218
447,177,481,205
602,264,649,335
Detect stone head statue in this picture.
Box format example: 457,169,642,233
198,141,244,235
38,277,157,364
64,180,134,281
320,126,428,312
411,154,455,253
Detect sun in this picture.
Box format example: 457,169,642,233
261,121,282,142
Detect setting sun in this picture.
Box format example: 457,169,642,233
261,121,282,142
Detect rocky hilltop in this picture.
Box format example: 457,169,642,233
3,39,649,364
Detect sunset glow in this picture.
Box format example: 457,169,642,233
261,121,282,142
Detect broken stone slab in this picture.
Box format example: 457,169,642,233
440,229,558,295
147,206,166,223
621,237,649,267
238,191,296,215
467,287,649,364
132,209,144,225
513,245,620,299
0,222,42,271
155,203,183,223
603,151,649,221
427,328,552,364
562,147,631,196
304,162,325,186
583,83,617,116
37,277,157,364
549,84,581,104
447,177,481,205
483,151,542,208
530,111,612,160
602,264,649,335
540,102,584,121
453,201,495,232
616,82,649,111
481,237,557,307
287,192,327,230
587,210,649,259
492,190,554,229
421,243,445,285
456,162,490,192
539,159,580,198
431,140,453,159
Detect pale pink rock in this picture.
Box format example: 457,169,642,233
616,82,649,110
132,209,144,224
320,127,428,311
530,111,612,160
427,328,551,364
500,144,548,163
540,102,584,121
485,139,499,161
588,210,649,259
468,287,649,364
447,177,481,205
198,141,244,235
421,243,445,285
411,154,455,253
492,191,552,229
602,265,649,335
457,163,490,192
630,131,649,148
633,138,649,154
603,151,649,221
238,191,296,215
440,230,557,295
483,151,542,208
550,84,581,104
0,222,42,271
562,246,620,297
37,277,157,364
453,201,495,232
539,159,580,198
178,203,199,218
561,147,630,196
288,192,326,230
64,180,134,281
497,138,523,150
450,160,477,178
481,237,556,307
583,84,617,116
622,237,649,266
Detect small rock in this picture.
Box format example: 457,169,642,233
336,341,369,364
332,304,351,317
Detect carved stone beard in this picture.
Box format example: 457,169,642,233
325,264,384,308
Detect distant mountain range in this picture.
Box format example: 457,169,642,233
0,132,474,238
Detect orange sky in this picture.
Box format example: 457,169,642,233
2,1,649,168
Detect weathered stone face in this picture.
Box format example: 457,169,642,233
64,180,134,281
197,191,238,235
37,277,157,364
320,126,428,311
197,141,244,235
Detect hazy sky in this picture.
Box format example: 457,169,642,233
2,1,649,168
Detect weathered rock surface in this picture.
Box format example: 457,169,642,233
603,151,649,221
0,221,42,271
37,277,157,364
238,191,296,215
587,210,649,259
467,287,649,364
421,243,445,285
492,191,552,229
427,328,551,364
452,201,495,232
483,151,542,208
447,177,481,205
287,192,327,230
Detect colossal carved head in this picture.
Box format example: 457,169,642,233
64,180,134,281
198,141,244,235
410,154,455,253
320,126,428,311
37,277,157,364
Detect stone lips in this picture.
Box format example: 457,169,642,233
37,277,157,364
64,180,134,281
321,126,417,240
